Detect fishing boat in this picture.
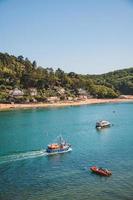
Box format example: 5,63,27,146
90,166,112,176
46,136,72,155
96,120,111,129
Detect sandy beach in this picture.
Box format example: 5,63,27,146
0,96,133,111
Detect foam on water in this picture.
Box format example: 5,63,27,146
0,149,47,164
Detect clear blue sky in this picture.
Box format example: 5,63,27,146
0,0,133,74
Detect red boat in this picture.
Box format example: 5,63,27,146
90,166,112,176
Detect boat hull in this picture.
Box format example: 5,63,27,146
96,124,111,129
90,166,112,176
46,147,72,155
96,120,111,129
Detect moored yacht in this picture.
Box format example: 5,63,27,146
96,120,111,129
46,136,72,155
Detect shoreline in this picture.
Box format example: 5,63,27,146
0,97,133,111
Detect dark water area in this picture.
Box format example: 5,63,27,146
0,103,133,200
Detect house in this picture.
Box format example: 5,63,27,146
78,88,88,95
58,88,65,95
54,87,66,95
32,98,37,103
77,88,93,99
47,96,60,103
77,88,89,100
10,88,24,97
67,97,74,101
29,88,37,96
77,95,88,100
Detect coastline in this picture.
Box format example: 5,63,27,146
0,96,133,111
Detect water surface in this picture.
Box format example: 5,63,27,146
0,103,133,200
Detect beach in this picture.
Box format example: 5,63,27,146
0,96,133,111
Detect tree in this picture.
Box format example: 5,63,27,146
32,60,37,69
18,55,24,62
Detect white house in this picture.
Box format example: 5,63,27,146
29,88,37,96
10,88,24,96
47,96,60,103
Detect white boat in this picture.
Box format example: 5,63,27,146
46,136,72,155
96,120,111,129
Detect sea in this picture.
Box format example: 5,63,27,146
0,103,133,200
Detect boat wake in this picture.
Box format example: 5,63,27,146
0,149,48,164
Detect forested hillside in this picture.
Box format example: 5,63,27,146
0,52,132,103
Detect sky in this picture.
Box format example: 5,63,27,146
0,0,133,74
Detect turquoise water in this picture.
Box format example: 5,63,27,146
0,103,133,200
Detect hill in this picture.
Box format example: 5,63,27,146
0,52,133,103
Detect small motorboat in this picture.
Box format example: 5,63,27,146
90,166,112,176
96,120,111,129
46,136,72,155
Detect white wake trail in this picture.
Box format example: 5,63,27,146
0,149,48,164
